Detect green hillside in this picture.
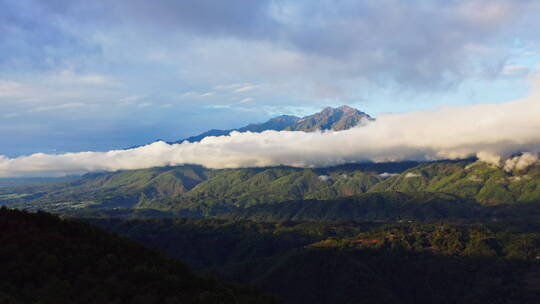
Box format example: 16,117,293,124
1,165,213,210
370,160,540,204
2,159,540,220
167,167,382,216
222,192,480,222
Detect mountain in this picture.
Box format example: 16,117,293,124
370,160,540,204
0,207,275,304
285,105,373,131
221,192,481,222
3,159,540,221
175,105,371,143
0,165,213,211
0,162,416,214
0,176,76,188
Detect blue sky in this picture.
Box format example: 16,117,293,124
1,0,539,157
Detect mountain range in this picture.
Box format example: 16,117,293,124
1,105,539,222
175,105,372,143
3,105,540,304
3,159,540,221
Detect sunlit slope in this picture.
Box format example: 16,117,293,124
2,160,540,217
166,167,382,212
1,165,212,209
369,160,540,204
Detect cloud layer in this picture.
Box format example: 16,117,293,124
2,87,540,177
2,0,540,157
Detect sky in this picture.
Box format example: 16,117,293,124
1,0,540,158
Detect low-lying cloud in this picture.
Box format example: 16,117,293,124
1,88,540,177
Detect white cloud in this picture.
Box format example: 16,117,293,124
119,95,145,104
2,83,540,177
2,113,20,119
504,153,538,172
240,97,255,103
0,81,25,98
214,83,246,90
52,69,117,87
404,172,421,178
502,65,530,77
181,91,215,97
181,91,198,97
379,172,399,179
136,102,153,108
31,102,88,112
199,92,215,97
235,85,258,92
318,175,331,182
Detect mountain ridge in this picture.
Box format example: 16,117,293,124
175,105,372,143
3,159,540,221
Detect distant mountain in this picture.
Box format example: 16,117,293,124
4,158,540,221
175,105,372,143
285,105,373,132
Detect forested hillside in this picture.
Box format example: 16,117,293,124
2,159,540,221
0,208,274,304
91,218,540,304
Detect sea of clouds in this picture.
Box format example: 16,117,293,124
1,86,540,177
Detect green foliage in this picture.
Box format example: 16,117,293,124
0,208,275,304
3,160,540,220
90,218,540,304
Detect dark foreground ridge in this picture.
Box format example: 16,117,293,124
91,217,540,304
0,207,275,304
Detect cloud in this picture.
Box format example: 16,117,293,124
181,91,215,97
2,0,540,162
199,92,215,97
240,98,255,103
0,81,25,98
503,153,539,172
318,175,331,182
30,102,88,112
51,69,116,87
235,85,258,92
0,1,101,71
404,173,421,178
7,0,539,91
379,172,399,179
502,65,530,77
2,85,540,177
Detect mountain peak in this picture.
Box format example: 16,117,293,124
287,105,372,132
176,105,372,143
338,105,363,113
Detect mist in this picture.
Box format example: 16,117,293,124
1,88,540,177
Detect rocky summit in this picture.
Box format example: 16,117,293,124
176,105,372,143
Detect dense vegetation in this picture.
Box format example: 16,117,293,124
91,217,540,303
3,156,540,303
0,208,275,304
2,159,539,221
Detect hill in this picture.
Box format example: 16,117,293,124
0,207,274,304
2,159,540,221
370,160,540,204
90,218,540,304
0,162,417,214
